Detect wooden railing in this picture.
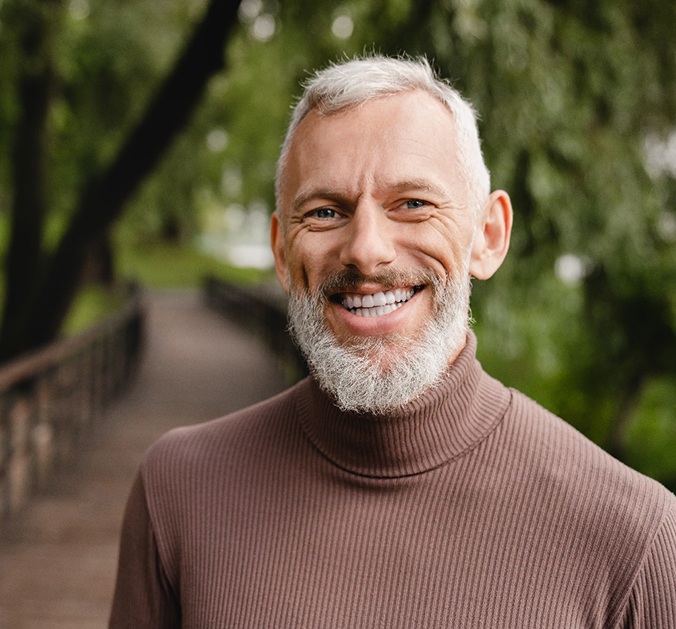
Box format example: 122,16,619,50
0,288,144,523
204,276,308,383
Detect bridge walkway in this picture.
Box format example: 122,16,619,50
0,290,289,628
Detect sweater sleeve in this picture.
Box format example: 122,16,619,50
617,499,676,628
108,471,181,629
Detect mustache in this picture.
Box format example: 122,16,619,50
316,268,441,298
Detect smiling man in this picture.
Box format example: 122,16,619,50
110,56,676,628
271,82,511,415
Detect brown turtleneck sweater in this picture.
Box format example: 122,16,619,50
109,334,676,628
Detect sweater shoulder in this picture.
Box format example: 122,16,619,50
501,388,676,621
140,379,306,482
505,387,675,531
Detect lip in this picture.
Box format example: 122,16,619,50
334,285,422,313
327,284,427,336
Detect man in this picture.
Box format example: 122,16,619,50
110,56,676,627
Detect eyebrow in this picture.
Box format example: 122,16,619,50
291,188,349,214
387,178,447,196
291,178,449,213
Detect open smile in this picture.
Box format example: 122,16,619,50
332,286,425,318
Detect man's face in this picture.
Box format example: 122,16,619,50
273,90,479,370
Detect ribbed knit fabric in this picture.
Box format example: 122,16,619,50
109,334,676,628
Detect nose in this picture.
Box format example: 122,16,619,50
339,202,396,275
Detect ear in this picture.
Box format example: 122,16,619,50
270,211,290,292
469,190,513,280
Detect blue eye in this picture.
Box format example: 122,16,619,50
310,208,338,219
405,199,428,209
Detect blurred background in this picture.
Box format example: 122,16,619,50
0,0,674,493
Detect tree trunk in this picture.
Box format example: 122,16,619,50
0,0,243,360
82,235,116,286
0,0,63,361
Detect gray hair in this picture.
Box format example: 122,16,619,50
274,55,491,216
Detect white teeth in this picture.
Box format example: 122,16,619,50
341,288,416,317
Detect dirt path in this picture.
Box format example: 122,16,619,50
0,290,289,628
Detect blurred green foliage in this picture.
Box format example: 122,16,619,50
62,283,129,336
0,0,674,485
116,240,272,289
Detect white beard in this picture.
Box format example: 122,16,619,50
287,266,472,415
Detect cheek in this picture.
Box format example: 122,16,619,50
403,229,471,280
285,242,331,292
440,240,473,276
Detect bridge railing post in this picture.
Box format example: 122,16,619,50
0,286,145,525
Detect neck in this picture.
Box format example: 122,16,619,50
295,332,510,478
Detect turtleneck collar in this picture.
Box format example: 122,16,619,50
295,332,511,478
